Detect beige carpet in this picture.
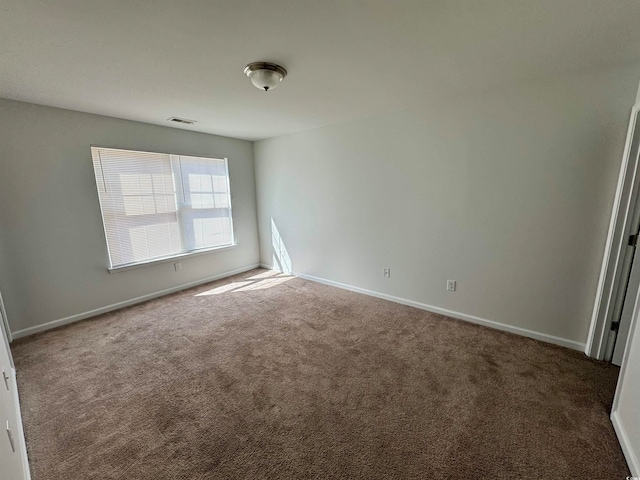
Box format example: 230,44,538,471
12,268,628,479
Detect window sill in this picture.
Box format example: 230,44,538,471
107,244,238,273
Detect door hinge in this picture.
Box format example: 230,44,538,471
6,420,14,453
629,234,639,247
611,321,620,332
1,368,8,390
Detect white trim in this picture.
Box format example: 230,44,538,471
611,410,640,476
587,103,640,359
108,243,238,273
0,290,11,344
0,292,13,350
11,264,259,339
260,264,584,351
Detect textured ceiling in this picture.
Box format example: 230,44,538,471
1,0,640,140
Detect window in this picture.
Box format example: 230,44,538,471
91,147,234,269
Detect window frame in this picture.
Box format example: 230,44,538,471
90,145,237,273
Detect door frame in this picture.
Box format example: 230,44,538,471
587,103,640,359
0,290,11,354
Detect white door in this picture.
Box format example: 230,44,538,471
0,295,30,479
611,284,640,475
603,106,640,365
588,104,640,360
0,375,25,480
612,237,640,365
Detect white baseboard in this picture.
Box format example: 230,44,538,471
261,263,585,351
612,410,640,476
11,264,260,339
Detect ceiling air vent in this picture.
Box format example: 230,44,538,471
167,116,197,125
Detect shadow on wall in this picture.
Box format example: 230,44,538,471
271,218,292,274
196,270,292,296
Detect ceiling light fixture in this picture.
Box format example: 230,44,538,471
243,62,287,92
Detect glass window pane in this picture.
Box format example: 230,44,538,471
91,147,234,268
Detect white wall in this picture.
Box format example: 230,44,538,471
254,66,640,348
0,99,259,335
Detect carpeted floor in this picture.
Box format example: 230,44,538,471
12,268,629,479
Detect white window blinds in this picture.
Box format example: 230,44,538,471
91,147,234,269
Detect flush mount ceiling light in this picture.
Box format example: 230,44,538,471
243,62,287,92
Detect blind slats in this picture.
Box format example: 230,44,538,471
91,147,234,268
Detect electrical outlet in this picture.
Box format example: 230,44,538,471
447,280,456,292
174,262,182,272
383,268,391,278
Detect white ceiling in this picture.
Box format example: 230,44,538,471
1,0,640,141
